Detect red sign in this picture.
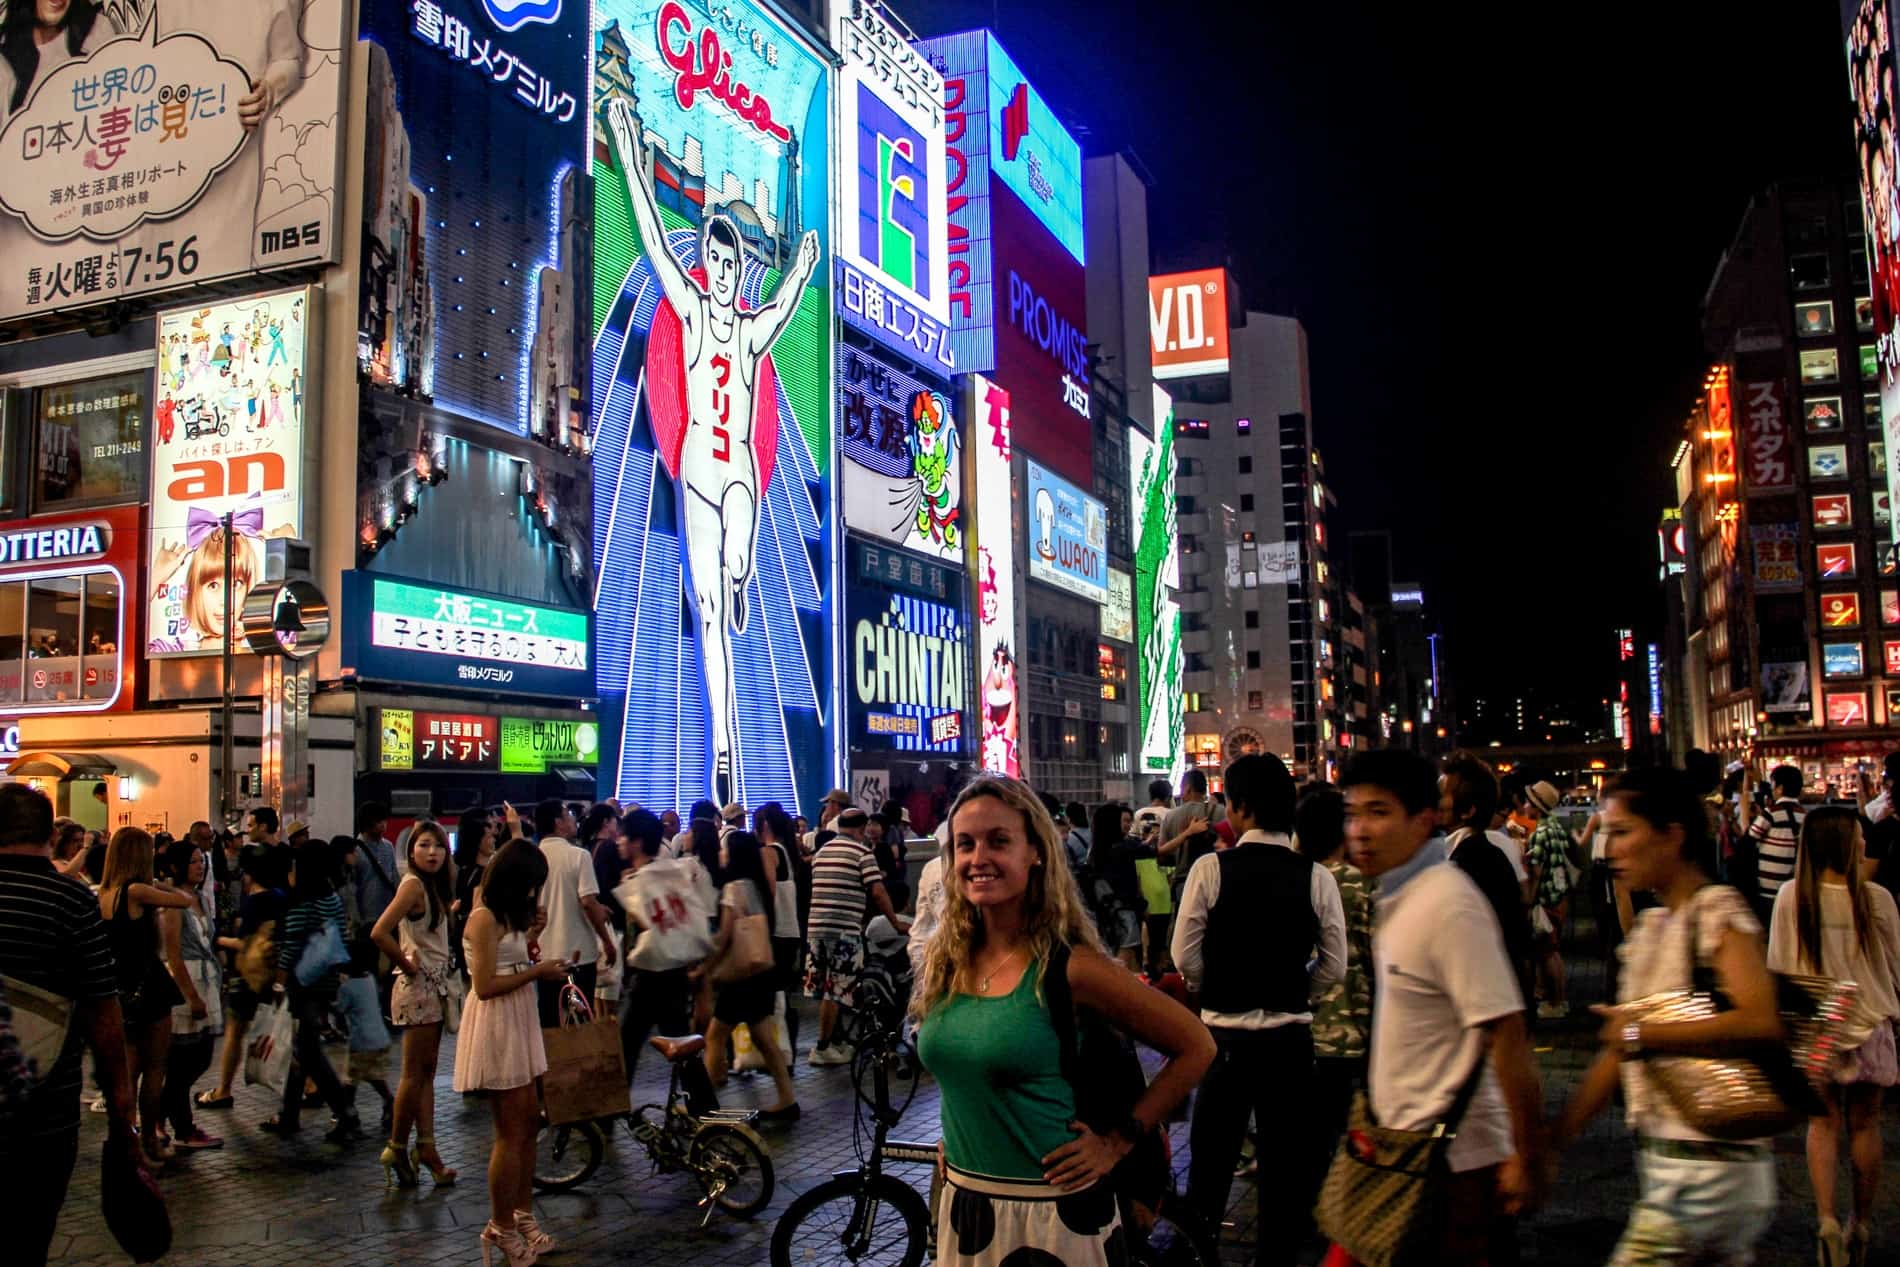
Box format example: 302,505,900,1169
1824,593,1864,628
1885,640,1900,676
415,712,499,769
1819,542,1858,578
1741,380,1792,493
0,505,140,720
992,184,1091,487
1149,269,1233,379
1885,589,1900,625
1814,493,1854,528
1827,691,1869,727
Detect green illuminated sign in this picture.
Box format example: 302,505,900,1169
499,717,600,774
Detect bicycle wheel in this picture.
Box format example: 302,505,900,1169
770,1173,930,1267
689,1122,776,1217
531,1121,603,1193
1128,1192,1221,1267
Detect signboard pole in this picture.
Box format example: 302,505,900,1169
219,511,236,828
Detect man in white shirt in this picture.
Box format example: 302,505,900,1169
1342,749,1545,1264
534,798,618,1026
1173,754,1345,1267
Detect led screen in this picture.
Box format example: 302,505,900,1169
971,374,1019,778
1849,0,1900,547
1130,387,1183,777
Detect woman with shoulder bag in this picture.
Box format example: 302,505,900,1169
913,776,1214,1267
755,803,807,1059
696,831,797,1119
1767,805,1900,1267
1555,768,1783,1266
261,837,363,1142
97,826,194,1165
157,836,224,1152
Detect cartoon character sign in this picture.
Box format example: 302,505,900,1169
838,344,961,563
904,389,959,550
981,642,1018,778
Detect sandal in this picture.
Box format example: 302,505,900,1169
195,1091,235,1109
258,1115,300,1137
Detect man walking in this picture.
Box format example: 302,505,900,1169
1520,780,1573,1019
804,808,906,1066
534,799,617,1025
1745,764,1806,925
1174,753,1345,1266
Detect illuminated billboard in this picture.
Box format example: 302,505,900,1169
1131,387,1183,777
971,374,1019,778
838,344,961,564
590,0,835,814
992,184,1092,486
1149,269,1232,379
1848,0,1900,546
0,1,346,322
342,571,591,698
831,0,953,371
845,538,969,757
1026,458,1108,604
148,288,312,658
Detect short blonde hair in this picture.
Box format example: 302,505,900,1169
183,529,258,638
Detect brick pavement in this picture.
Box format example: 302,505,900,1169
46,951,1900,1265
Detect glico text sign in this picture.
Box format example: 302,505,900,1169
846,538,968,756
838,344,962,564
148,288,312,658
343,570,591,698
1026,458,1108,604
1149,270,1232,379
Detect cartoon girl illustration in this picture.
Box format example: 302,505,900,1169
263,379,286,430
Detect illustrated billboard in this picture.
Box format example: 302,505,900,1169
148,287,312,657
838,343,960,563
1149,269,1232,379
1026,458,1107,604
830,0,952,371
341,570,592,698
377,708,499,771
1848,0,1900,546
590,0,834,814
1763,659,1812,714
971,374,1018,778
845,538,969,757
1131,387,1183,777
0,0,346,321
357,0,592,438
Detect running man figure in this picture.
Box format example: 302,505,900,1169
608,97,821,806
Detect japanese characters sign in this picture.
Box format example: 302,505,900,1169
846,537,969,757
342,570,593,698
1740,379,1792,494
378,708,499,770
148,288,312,658
498,716,598,773
0,2,346,322
1750,523,1801,592
838,344,961,563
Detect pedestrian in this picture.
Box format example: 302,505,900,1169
1132,778,1175,976
334,943,395,1131
1861,752,1900,893
1174,754,1345,1266
1440,751,1536,1014
1086,803,1146,970
353,801,401,967
97,825,194,1165
247,804,282,848
1340,749,1545,1265
371,820,464,1189
156,835,223,1152
697,830,798,1119
455,839,568,1266
1521,779,1574,1020
1745,764,1806,926
197,846,289,1110
1554,767,1781,1266
1577,787,1634,998
1063,800,1092,870
50,816,85,876
260,836,364,1142
874,802,913,910
1297,783,1370,1210
617,810,719,1113
1767,805,1900,1266
532,798,616,1023
659,808,683,853
452,809,497,977
0,785,145,1267
912,775,1215,1267
1161,769,1219,908
804,807,908,1065
755,802,807,1057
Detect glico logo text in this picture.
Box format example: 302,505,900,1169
1007,269,1086,379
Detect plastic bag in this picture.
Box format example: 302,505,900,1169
733,993,788,1072
618,859,714,971
244,999,295,1092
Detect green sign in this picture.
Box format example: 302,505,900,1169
499,717,600,774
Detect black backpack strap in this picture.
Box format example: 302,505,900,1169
1043,939,1081,1087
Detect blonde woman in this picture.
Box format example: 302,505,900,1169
912,777,1214,1266
97,827,194,1164
1767,805,1900,1267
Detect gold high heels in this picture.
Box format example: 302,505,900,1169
379,1141,419,1189
412,1135,457,1186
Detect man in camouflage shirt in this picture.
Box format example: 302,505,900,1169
1522,780,1573,1019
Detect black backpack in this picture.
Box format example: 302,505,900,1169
1042,941,1170,1207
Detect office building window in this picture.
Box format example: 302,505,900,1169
1247,690,1263,711
1238,455,1252,474
1791,253,1831,289
1245,609,1259,629
1239,493,1254,512
1246,650,1261,669
33,372,147,512
1179,495,1196,514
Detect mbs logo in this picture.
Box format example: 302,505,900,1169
856,84,930,297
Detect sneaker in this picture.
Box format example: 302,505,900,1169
807,1044,851,1067
172,1129,224,1151
1537,1002,1569,1020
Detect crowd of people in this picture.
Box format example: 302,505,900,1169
6,740,1900,1265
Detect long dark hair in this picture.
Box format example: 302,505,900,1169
454,810,493,871
289,837,350,903
406,821,456,932
2,0,100,112
1794,806,1876,972
1607,768,1711,864
1087,803,1124,870
578,802,618,851
686,818,721,878
754,802,796,848
1296,784,1347,863
720,831,774,937
479,839,547,934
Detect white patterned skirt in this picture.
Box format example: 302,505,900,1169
936,1166,1125,1267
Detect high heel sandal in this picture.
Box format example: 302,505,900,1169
379,1141,418,1189
480,1220,536,1267
1820,1218,1847,1267
411,1136,457,1186
514,1209,554,1256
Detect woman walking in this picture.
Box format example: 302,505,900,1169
1767,805,1900,1266
157,836,224,1151
697,831,798,1120
455,839,567,1266
1555,767,1783,1266
371,821,465,1189
98,827,193,1164
755,802,805,1056
262,837,363,1142
913,776,1214,1266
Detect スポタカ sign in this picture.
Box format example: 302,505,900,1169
341,570,593,698
1025,458,1107,604
499,715,599,773
846,537,969,756
0,1,346,322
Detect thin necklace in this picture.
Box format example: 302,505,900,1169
975,943,1025,994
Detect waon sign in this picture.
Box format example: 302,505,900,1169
1741,379,1794,494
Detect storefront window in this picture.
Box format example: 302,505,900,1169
33,372,146,512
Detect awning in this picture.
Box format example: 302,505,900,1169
6,751,118,780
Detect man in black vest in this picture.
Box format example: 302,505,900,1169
1174,754,1346,1267
1440,751,1534,1016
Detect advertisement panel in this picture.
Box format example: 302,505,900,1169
1149,269,1232,379
0,1,345,322
1763,660,1812,714
0,506,140,717
1815,493,1854,528
377,708,499,771
1740,379,1793,493
357,0,592,438
991,183,1090,485
1824,593,1865,628
971,375,1019,777
1820,542,1859,578
845,538,968,756
148,287,312,657
1827,690,1870,727
1025,458,1107,604
1131,387,1183,777
33,370,147,512
1103,567,1134,642
342,570,591,697
1848,0,1900,547
979,36,1082,263
590,0,834,814
1751,523,1802,591
830,0,952,371
499,716,599,773
838,344,960,562
1826,642,1866,677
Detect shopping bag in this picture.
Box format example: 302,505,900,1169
541,987,630,1125
619,859,714,971
337,976,390,1053
101,1131,171,1262
733,993,788,1072
244,1000,295,1093
710,912,774,985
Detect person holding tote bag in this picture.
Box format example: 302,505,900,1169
695,831,797,1120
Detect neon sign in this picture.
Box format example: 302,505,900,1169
839,345,962,564
656,1,791,141
847,541,968,756
499,716,600,773
1026,458,1108,604
1132,387,1184,777
972,375,1019,778
0,522,109,565
343,571,591,697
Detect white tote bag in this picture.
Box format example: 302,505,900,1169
244,999,295,1093
618,858,715,972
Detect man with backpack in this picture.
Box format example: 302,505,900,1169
1172,753,1345,1267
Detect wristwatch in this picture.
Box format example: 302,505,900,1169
1620,1021,1645,1060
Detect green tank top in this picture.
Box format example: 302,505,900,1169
915,958,1077,1182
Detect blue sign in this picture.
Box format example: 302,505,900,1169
846,538,969,756
340,570,594,700
837,258,955,373
1025,458,1108,604
481,0,563,31
1824,641,1865,678
981,34,1084,266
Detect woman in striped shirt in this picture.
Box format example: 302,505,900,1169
260,836,363,1142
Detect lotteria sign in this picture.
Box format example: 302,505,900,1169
0,521,111,565
342,570,593,698
845,536,968,756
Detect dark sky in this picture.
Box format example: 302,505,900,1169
901,0,1854,718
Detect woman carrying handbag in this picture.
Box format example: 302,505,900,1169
695,831,797,1120
1555,768,1784,1266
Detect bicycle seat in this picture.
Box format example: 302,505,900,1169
649,1034,706,1063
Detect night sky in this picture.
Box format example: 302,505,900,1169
902,0,1854,724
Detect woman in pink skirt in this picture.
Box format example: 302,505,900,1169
1768,804,1900,1267
455,839,567,1267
